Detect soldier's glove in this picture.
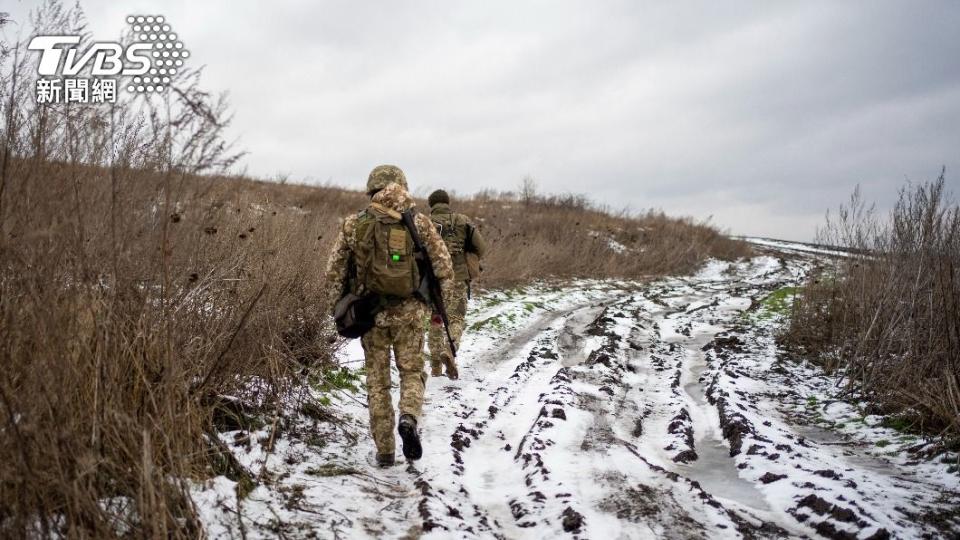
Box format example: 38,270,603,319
431,312,443,326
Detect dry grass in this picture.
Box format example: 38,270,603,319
0,3,748,537
782,172,960,438
0,163,749,538
456,191,749,287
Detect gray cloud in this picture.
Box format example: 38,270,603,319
5,0,959,241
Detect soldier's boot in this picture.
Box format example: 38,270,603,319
443,355,459,380
430,360,443,377
398,414,422,460
376,453,395,467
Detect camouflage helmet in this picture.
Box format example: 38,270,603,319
366,164,408,195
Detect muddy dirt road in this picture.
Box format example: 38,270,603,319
194,246,960,539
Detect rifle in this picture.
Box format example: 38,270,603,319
401,209,457,357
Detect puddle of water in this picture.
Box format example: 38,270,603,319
678,437,771,511
678,330,772,512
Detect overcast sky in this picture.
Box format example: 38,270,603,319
5,1,959,241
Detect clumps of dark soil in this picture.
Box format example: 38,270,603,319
599,485,661,521
759,472,788,484
797,494,857,523
810,521,858,540
586,350,613,368
509,499,534,527
598,482,714,537
511,353,540,379
667,408,696,461
703,333,745,354
538,347,559,359
585,311,619,339
416,478,444,532
551,369,572,384
792,493,889,539
715,398,755,456
450,424,483,475
813,469,840,480
897,502,960,540
560,506,584,533
670,367,683,389
451,425,480,452
673,450,698,464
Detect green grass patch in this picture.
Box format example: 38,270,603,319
881,415,917,434
875,439,891,448
312,366,363,395
749,286,800,321
523,301,546,313
470,315,504,332
480,296,506,309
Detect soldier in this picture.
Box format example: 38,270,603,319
325,165,455,467
426,189,487,380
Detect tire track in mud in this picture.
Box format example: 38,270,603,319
413,259,806,538
412,296,622,537
507,279,793,538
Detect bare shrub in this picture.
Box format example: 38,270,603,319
0,3,750,537
519,175,538,207
783,171,960,437
0,3,338,537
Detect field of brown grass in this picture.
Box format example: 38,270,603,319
0,162,749,538
0,6,748,535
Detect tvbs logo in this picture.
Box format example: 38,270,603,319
29,15,188,102
29,36,152,76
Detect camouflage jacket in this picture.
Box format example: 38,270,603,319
429,203,487,281
324,183,455,325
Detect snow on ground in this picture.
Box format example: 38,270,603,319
192,251,960,539
740,237,856,258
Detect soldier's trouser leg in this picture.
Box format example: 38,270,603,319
428,281,468,372
429,319,444,375
428,312,443,376
361,326,395,455
394,314,426,418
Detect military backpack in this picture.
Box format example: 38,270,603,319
432,212,473,281
353,205,421,299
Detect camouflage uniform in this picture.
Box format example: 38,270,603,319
427,200,487,377
325,179,454,458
